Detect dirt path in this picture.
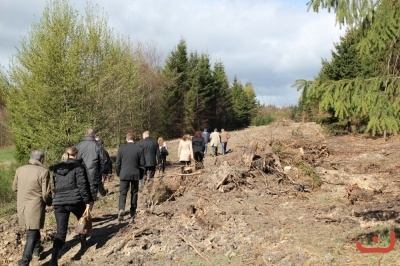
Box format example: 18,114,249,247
2,122,400,265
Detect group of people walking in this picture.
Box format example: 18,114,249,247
177,128,230,170
13,127,230,265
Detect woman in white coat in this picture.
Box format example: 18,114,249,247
178,134,194,171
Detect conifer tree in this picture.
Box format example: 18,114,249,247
162,39,189,138
230,77,258,128
213,62,233,129
185,53,215,132
296,0,400,136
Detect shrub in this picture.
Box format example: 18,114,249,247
0,164,17,203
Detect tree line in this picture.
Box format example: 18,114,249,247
0,0,259,164
294,0,400,137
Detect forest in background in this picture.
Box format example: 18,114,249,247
0,0,268,165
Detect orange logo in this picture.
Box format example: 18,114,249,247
356,231,396,253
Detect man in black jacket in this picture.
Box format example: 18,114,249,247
76,129,108,202
115,132,145,223
139,130,158,184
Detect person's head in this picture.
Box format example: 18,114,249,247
97,139,104,146
203,128,207,132
61,146,78,161
195,130,201,138
142,131,150,139
221,128,225,132
158,137,164,146
95,134,100,142
126,132,136,142
182,134,190,141
86,128,96,137
214,128,218,132
30,150,45,163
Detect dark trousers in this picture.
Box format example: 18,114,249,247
194,151,204,164
53,204,86,249
212,146,218,156
144,166,156,179
157,155,166,173
18,229,41,266
119,180,139,216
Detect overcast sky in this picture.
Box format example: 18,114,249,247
0,0,344,107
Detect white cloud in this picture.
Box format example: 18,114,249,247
0,0,344,106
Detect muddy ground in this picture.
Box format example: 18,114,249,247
1,121,400,266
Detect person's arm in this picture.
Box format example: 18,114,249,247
115,148,122,176
12,171,18,193
76,164,93,204
190,141,194,159
98,146,108,175
42,170,53,206
178,141,182,158
139,148,146,179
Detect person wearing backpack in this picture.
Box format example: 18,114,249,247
157,137,168,174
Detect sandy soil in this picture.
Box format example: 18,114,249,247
1,121,400,266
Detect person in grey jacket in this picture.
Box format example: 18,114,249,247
116,133,145,223
48,147,93,266
76,128,107,201
201,128,210,154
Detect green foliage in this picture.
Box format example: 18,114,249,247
230,78,259,128
0,164,17,204
294,160,323,188
251,114,275,126
5,1,145,163
0,147,15,162
162,39,189,138
297,1,400,136
184,53,215,132
213,61,234,129
2,1,259,164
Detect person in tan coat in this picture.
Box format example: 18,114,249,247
13,150,52,266
220,128,231,155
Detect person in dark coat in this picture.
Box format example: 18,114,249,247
139,130,158,184
201,128,210,154
192,130,206,168
116,132,145,223
76,128,107,201
48,147,93,266
96,138,112,194
157,137,168,174
13,150,52,266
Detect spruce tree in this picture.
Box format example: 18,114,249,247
162,39,189,138
297,0,400,136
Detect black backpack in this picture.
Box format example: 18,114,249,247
160,146,169,156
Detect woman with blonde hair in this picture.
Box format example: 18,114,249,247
49,146,93,265
178,134,194,171
157,137,168,174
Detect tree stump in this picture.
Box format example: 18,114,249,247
243,140,258,168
